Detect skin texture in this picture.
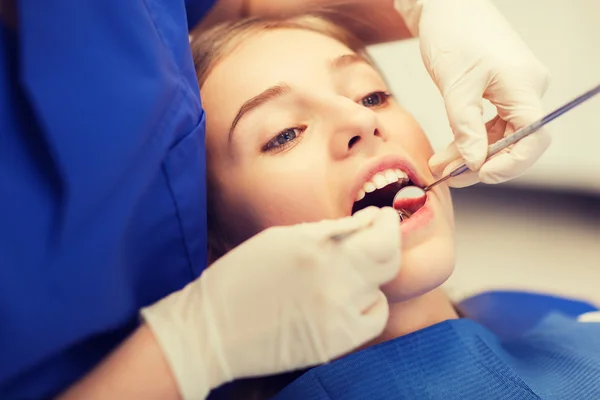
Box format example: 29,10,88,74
201,28,459,339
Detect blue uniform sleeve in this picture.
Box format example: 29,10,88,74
186,0,220,29
0,0,214,397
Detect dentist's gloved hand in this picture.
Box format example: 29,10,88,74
394,0,552,188
141,206,401,400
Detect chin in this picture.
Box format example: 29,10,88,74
381,233,455,303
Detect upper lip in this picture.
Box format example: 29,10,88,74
348,154,425,211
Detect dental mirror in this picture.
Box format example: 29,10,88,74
393,185,427,216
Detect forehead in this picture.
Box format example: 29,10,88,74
203,28,359,96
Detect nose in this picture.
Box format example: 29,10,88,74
329,100,381,159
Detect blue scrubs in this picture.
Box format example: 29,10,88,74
274,315,600,399
0,1,215,398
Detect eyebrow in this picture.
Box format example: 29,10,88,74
227,54,370,144
228,82,291,144
329,53,370,71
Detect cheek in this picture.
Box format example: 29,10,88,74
219,158,339,238
383,111,435,163
247,179,324,226
440,187,455,229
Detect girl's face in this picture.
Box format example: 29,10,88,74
201,28,455,301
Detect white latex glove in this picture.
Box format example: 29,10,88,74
394,0,552,188
578,311,600,323
141,206,401,400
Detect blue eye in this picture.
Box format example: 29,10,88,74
361,91,391,108
262,127,304,152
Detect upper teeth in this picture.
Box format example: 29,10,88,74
356,169,408,201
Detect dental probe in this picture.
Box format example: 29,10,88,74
333,83,600,241
395,83,600,201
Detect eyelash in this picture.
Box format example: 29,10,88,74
262,91,392,153
360,91,392,109
262,126,306,153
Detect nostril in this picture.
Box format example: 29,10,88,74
348,136,361,149
374,128,381,137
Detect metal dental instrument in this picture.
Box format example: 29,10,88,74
330,210,408,242
338,83,600,240
412,83,600,194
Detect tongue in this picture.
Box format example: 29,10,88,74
393,186,427,215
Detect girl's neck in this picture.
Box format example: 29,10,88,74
367,288,459,346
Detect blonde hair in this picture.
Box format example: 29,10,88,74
191,12,371,89
191,13,372,266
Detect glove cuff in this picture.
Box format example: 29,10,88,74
140,282,221,400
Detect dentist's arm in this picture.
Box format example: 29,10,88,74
195,0,412,44
59,208,401,400
58,326,181,400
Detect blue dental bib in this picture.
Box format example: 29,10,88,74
274,315,600,399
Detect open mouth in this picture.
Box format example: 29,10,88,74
351,168,424,221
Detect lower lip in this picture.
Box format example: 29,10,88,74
399,193,434,235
